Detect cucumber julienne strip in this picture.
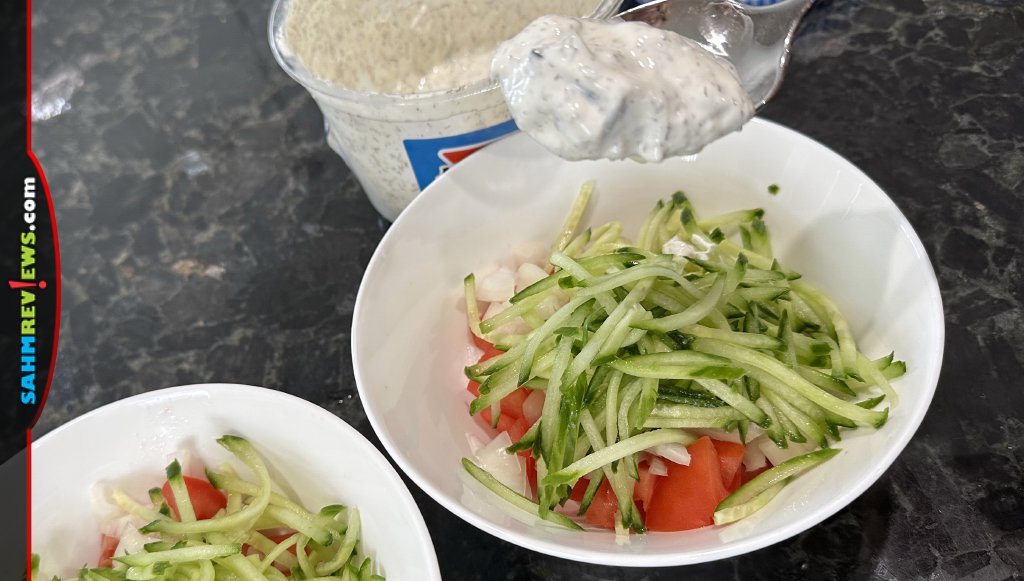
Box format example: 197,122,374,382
314,508,361,576
793,281,859,377
142,436,272,535
463,274,484,339
716,448,840,511
554,181,594,255
693,378,768,427
543,429,696,487
115,544,241,567
164,460,196,523
693,338,888,428
259,534,298,573
713,481,786,525
462,458,582,530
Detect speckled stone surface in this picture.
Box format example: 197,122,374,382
31,0,1023,578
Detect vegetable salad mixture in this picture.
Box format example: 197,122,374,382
461,183,904,533
34,436,384,581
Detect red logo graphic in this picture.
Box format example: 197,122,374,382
8,280,46,289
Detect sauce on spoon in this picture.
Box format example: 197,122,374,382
492,15,754,162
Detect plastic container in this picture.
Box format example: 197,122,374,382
269,0,622,221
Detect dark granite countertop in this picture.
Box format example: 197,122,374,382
31,0,1023,578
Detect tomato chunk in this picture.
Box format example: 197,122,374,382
583,478,618,530
525,456,538,494
471,333,494,352
711,440,745,489
645,436,728,532
633,461,660,512
98,534,119,568
162,476,228,521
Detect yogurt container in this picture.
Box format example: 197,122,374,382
269,0,622,221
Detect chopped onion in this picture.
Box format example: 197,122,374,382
742,436,768,471
650,443,691,466
522,390,545,425
515,262,548,292
476,267,516,303
473,432,529,497
648,456,669,476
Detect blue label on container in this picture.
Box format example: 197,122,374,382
403,119,518,190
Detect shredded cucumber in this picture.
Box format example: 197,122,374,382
463,185,905,533
37,436,386,581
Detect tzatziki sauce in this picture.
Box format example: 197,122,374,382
492,15,755,162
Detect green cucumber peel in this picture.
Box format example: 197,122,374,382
716,448,840,510
462,459,582,530
543,429,695,487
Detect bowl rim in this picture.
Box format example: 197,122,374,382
31,383,442,580
352,118,945,566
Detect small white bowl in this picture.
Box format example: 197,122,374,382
352,119,944,566
31,384,441,580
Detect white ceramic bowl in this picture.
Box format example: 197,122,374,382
352,119,944,566
31,384,441,580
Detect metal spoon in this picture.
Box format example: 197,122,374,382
619,0,816,109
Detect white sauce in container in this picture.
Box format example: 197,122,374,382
492,15,755,162
271,0,618,220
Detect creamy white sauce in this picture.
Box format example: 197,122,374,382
492,15,755,162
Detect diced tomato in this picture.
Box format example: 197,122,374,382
727,467,743,493
711,440,745,489
502,388,529,419
476,405,518,435
161,476,228,521
569,478,590,503
645,436,729,532
477,343,504,363
505,420,528,448
471,333,493,352
633,461,660,512
525,456,538,494
98,534,119,568
583,478,618,530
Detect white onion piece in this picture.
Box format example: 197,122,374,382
650,443,691,466
474,431,530,497
742,436,768,471
515,262,548,292
522,390,545,425
757,437,820,467
115,519,158,557
648,456,669,476
512,241,550,267
476,267,516,302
